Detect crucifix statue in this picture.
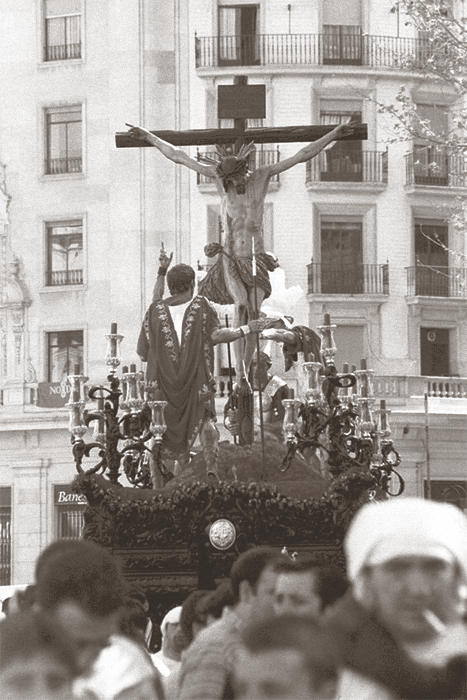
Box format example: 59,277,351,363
119,78,365,388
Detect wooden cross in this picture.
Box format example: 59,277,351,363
115,75,367,149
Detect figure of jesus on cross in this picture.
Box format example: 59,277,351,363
126,119,355,380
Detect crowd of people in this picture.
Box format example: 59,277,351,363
0,497,466,700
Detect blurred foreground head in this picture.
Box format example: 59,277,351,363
345,498,467,643
0,609,79,700
35,539,125,675
235,614,339,700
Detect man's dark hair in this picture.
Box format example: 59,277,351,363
197,579,235,620
230,547,285,603
0,609,80,677
315,564,348,610
35,539,124,617
179,590,210,645
242,615,339,693
167,264,196,295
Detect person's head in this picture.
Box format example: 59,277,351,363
231,547,287,624
345,498,467,644
235,615,339,700
180,590,210,646
35,540,125,675
166,264,196,296
0,609,79,700
197,579,235,624
252,351,272,390
274,557,323,618
160,606,184,660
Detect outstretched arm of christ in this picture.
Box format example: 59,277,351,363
126,123,218,178
263,121,357,177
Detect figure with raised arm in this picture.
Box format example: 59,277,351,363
137,250,266,479
127,121,356,386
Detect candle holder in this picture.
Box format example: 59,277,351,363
279,314,404,497
67,326,173,488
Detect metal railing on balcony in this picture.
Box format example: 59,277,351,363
47,269,83,286
196,148,280,185
196,33,435,70
405,152,467,187
45,43,81,61
306,150,388,184
0,506,11,586
45,157,82,175
407,266,467,298
307,262,389,295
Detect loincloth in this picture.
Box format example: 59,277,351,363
199,253,272,305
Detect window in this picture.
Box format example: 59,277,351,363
320,220,363,293
414,220,448,296
0,488,11,586
44,0,81,61
322,0,362,64
45,105,82,175
54,485,85,540
320,104,363,181
425,480,466,510
420,328,450,376
46,220,83,286
47,330,83,383
413,105,449,186
218,5,259,66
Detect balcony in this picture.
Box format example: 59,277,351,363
405,152,467,188
306,150,387,186
47,270,83,286
307,263,389,295
196,33,433,70
196,148,280,185
407,266,467,298
45,43,81,61
45,157,82,175
374,375,467,401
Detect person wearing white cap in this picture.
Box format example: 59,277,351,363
151,606,183,700
325,497,467,699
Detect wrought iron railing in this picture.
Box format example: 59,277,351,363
45,157,82,175
0,507,11,586
306,150,388,184
406,266,467,297
45,43,81,61
405,152,467,188
47,269,83,286
56,506,85,539
196,33,435,69
307,262,389,295
196,148,280,185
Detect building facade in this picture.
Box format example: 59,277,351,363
0,0,466,583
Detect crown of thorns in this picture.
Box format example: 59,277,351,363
200,142,256,179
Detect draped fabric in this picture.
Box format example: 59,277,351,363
137,297,220,455
198,253,273,305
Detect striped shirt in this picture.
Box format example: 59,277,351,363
177,607,241,700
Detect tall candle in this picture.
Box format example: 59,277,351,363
360,358,367,370
110,323,117,356
74,364,81,375
324,313,331,326
130,363,136,373
380,399,387,430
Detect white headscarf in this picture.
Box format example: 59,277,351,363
345,497,467,585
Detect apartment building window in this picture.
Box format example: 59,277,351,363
333,326,365,372
218,5,259,66
44,0,81,62
47,330,83,383
320,104,362,181
322,0,362,65
54,485,85,540
46,221,83,286
0,488,11,586
45,106,82,175
425,480,466,510
413,104,449,185
321,219,363,294
420,328,450,377
414,220,448,296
